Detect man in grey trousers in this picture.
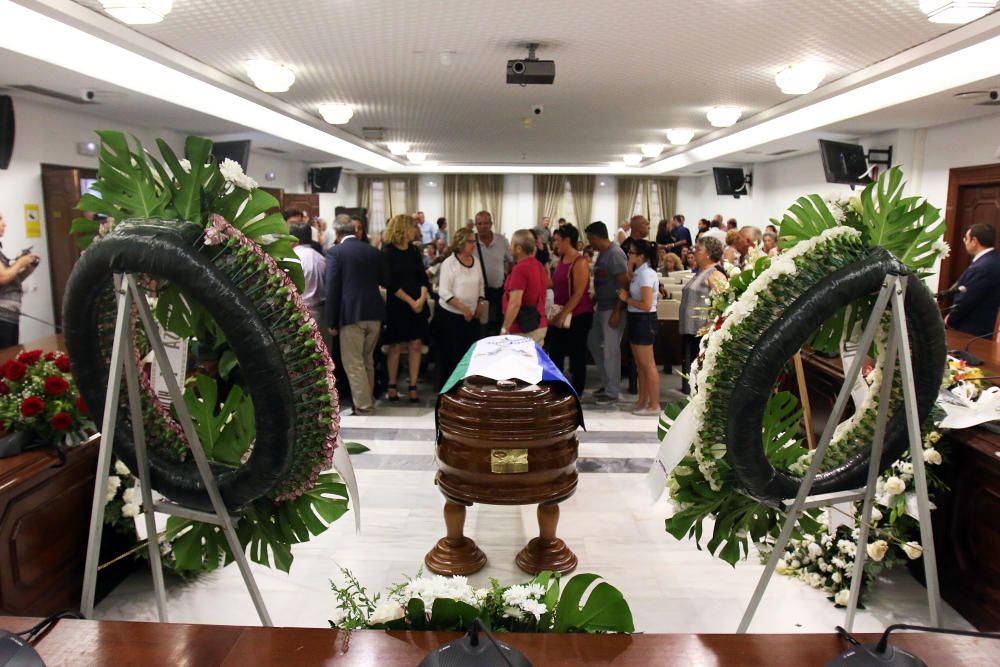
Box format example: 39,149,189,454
584,221,628,406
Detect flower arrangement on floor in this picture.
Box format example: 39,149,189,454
771,428,947,606
660,167,948,567
329,569,634,634
0,349,93,446
67,131,347,573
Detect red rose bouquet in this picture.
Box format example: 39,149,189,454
0,349,93,444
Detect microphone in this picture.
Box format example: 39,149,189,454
830,623,1000,666
935,284,966,299
948,330,996,367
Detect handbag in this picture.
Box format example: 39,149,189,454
515,303,541,332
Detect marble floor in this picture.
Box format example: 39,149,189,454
95,375,971,634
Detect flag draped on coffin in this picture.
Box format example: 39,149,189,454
439,335,584,428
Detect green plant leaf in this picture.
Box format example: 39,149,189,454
345,442,370,455
173,135,214,222
92,130,171,218
553,573,634,633
428,598,480,631
406,598,429,630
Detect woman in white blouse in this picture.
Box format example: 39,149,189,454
433,227,486,389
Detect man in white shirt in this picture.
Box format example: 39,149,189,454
289,221,327,335
417,211,435,245
474,210,512,336
703,219,728,244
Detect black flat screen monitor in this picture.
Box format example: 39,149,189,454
211,140,251,171
713,167,748,198
310,167,343,193
819,139,872,186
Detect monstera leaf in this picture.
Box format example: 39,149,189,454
553,573,634,633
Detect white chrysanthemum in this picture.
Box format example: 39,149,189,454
932,239,950,260
122,486,139,505
121,503,140,518
114,460,131,476
105,475,121,501
218,158,258,191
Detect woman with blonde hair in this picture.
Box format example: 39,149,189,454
432,227,485,388
382,214,430,402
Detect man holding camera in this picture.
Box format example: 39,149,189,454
0,210,41,348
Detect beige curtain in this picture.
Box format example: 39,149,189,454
616,177,642,229
356,175,376,213
653,177,678,223
567,175,595,227
402,175,419,215
356,175,420,235
534,175,564,225
444,175,504,234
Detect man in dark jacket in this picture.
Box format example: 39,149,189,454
947,223,1000,338
325,218,386,414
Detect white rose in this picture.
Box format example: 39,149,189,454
869,507,883,523
121,503,140,518
832,572,842,583
923,448,942,466
122,486,138,505
866,540,889,562
897,462,913,475
884,476,906,496
902,542,923,560
807,542,823,558
790,559,800,569
776,559,790,574
114,460,131,476
368,600,405,625
834,589,851,606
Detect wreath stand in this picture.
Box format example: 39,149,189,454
79,274,273,626
737,273,940,633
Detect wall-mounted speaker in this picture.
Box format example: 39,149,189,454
0,95,14,170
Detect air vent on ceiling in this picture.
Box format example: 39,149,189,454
258,146,288,155
9,84,97,105
690,170,709,175
362,127,386,141
767,149,798,156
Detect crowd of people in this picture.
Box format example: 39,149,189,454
290,206,998,418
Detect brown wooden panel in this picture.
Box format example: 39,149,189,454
1,617,998,666
282,193,319,220
41,165,97,327
939,163,1000,294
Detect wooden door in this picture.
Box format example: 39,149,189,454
939,164,1000,293
282,193,319,220
41,165,95,326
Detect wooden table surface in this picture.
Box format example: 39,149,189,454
1,616,997,666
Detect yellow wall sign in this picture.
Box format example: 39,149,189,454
24,204,41,238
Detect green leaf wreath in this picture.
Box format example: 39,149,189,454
662,167,949,569
72,131,347,573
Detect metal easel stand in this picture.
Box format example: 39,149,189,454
737,273,940,633
79,273,273,626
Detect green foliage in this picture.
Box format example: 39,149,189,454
181,375,254,466
167,472,349,573
553,573,635,633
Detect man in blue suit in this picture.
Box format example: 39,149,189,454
946,223,1000,338
325,217,386,414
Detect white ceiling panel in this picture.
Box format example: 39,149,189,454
64,0,982,165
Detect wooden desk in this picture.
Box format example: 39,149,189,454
0,616,996,666
798,330,1000,631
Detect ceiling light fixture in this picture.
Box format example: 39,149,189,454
317,103,353,125
245,59,295,93
640,143,664,158
706,106,743,127
99,0,172,24
775,61,828,94
920,0,997,24
407,152,427,164
622,154,642,167
387,142,410,156
665,128,695,145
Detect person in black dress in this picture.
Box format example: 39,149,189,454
382,214,430,402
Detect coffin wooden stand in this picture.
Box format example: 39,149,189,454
426,377,580,576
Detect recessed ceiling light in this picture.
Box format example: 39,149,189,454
640,143,664,158
622,154,642,166
100,0,172,24
407,152,427,164
707,106,742,128
245,59,295,93
920,0,997,24
317,103,353,125
665,128,695,145
775,61,827,94
387,142,410,156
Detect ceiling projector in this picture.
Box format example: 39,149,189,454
507,43,555,85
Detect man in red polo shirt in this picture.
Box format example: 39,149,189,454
501,229,548,345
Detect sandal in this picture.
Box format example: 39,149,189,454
408,384,419,403
387,383,399,402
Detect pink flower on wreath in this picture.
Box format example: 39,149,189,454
204,214,231,246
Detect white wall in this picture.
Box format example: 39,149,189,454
0,97,312,342
317,173,358,221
